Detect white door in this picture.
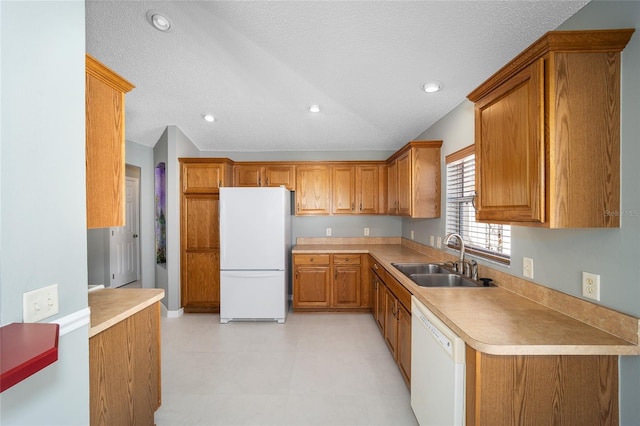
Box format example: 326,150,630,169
110,177,140,287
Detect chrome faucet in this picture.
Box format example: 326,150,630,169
444,233,465,270
443,233,477,279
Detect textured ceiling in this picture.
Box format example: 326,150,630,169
86,1,589,152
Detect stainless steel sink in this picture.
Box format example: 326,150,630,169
409,273,483,288
391,262,451,276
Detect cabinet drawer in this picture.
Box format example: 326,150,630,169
333,254,361,265
294,254,330,265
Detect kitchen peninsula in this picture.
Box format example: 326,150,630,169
88,288,164,426
292,238,640,425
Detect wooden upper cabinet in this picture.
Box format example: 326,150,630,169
387,141,442,218
332,165,356,214
264,164,296,190
387,159,398,215
85,54,134,229
295,165,331,215
181,159,233,193
468,29,634,228
233,163,296,189
396,151,412,216
473,60,545,223
357,164,381,215
233,164,263,187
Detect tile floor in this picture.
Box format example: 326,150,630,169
155,310,419,426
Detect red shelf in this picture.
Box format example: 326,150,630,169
0,323,59,392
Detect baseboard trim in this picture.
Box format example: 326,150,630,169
161,303,183,318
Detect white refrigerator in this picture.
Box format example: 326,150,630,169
219,187,291,324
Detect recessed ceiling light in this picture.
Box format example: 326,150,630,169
308,104,322,113
146,10,172,32
422,81,443,93
201,113,215,123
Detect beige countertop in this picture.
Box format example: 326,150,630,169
88,288,165,338
293,243,640,356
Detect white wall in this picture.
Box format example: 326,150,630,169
410,2,640,423
0,1,90,424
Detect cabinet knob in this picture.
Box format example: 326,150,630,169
266,177,270,186
351,203,355,211
310,257,314,262
258,177,262,186
374,264,378,270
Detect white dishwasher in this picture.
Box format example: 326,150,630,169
411,296,465,425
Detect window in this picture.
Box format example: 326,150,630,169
446,146,511,264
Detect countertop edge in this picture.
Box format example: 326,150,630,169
88,289,165,338
293,244,640,356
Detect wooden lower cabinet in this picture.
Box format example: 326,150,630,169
332,254,361,307
371,271,385,332
293,253,369,310
89,302,161,426
466,347,619,425
293,255,331,308
384,285,399,359
370,257,411,389
397,302,411,387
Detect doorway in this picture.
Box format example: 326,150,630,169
110,175,140,287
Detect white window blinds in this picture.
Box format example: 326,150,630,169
446,146,511,264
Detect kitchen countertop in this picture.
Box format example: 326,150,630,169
293,243,640,356
88,288,165,338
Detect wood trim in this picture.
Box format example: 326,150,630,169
445,144,475,164
86,54,135,93
468,29,634,101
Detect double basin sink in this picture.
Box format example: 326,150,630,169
391,262,491,288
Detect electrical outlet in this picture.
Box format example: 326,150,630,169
410,230,414,240
23,284,59,323
523,257,534,279
430,235,435,246
364,227,370,236
582,272,601,301
326,228,332,236
436,237,442,248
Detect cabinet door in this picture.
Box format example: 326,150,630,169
474,60,545,223
264,165,296,190
397,302,411,388
181,194,220,312
293,266,331,308
233,165,263,187
85,58,133,229
332,166,356,214
373,276,385,332
357,165,380,214
182,251,220,311
183,163,224,193
295,165,331,215
333,265,361,307
396,151,412,216
383,287,398,360
387,160,398,215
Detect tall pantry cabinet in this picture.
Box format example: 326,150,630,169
179,159,233,312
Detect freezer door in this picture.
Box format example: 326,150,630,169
220,270,287,323
219,187,290,270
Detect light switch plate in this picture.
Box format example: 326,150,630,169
23,284,59,322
